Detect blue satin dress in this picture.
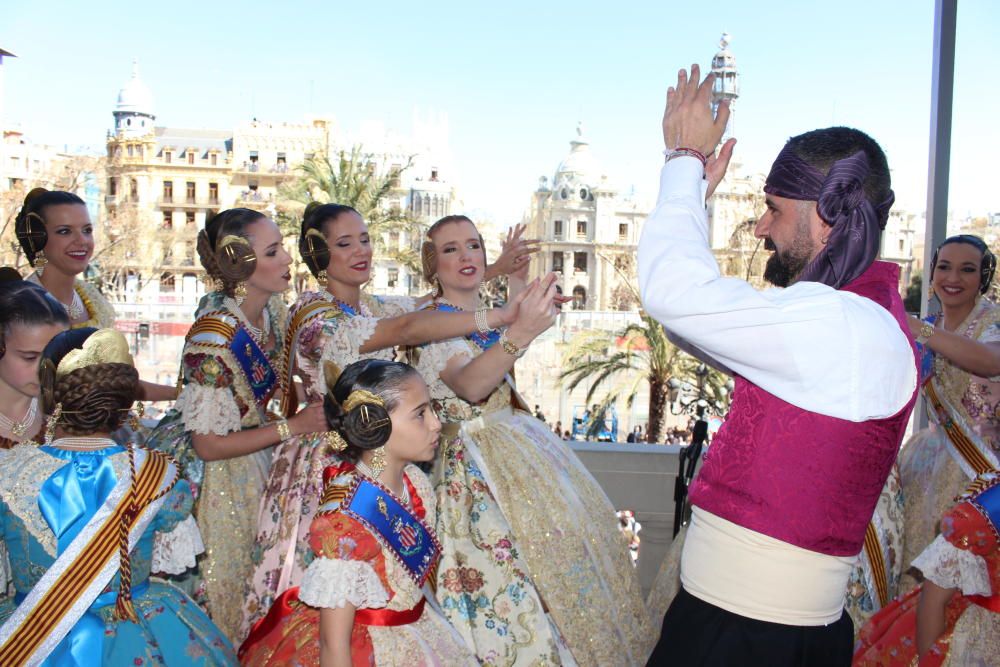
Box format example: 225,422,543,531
0,443,237,666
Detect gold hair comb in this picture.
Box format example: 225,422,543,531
57,329,134,378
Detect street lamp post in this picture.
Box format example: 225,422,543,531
669,364,733,536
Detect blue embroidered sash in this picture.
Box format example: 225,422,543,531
429,302,500,351
972,479,1000,534
339,477,440,586
231,325,277,406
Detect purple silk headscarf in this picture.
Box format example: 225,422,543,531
763,145,895,289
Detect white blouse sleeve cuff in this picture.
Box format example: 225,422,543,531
151,515,205,575
175,383,243,436
912,534,992,596
299,556,389,610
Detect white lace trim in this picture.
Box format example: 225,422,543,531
379,295,416,318
315,317,386,394
175,383,242,436
299,556,389,610
152,515,205,575
418,338,473,395
912,534,992,596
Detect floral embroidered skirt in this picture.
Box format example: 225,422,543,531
435,408,654,666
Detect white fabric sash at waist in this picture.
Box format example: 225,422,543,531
681,507,856,626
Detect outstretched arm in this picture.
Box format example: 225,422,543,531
357,295,523,353
909,316,1000,378
191,402,327,461
638,65,915,421
440,277,558,402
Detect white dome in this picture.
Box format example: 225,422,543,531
554,122,603,186
116,61,153,116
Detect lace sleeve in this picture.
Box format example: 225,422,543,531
175,382,242,436
315,317,383,392
378,295,416,318
152,515,205,575
911,534,992,596
418,338,473,379
298,556,389,610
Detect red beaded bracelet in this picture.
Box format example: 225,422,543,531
664,147,708,167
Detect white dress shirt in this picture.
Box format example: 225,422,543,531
639,156,918,625
637,157,916,422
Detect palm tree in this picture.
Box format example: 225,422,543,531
276,147,423,278
559,308,699,444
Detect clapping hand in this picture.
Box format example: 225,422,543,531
662,64,736,198
494,224,539,280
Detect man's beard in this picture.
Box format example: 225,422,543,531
763,236,815,287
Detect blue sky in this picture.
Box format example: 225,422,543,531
3,0,997,224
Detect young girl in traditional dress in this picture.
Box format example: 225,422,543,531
0,327,236,665
242,203,536,636
145,208,327,641
415,215,654,666
14,187,178,401
240,359,476,667
0,275,69,449
853,472,1000,665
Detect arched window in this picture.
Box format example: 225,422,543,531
572,285,587,310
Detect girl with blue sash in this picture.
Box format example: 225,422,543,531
240,359,476,666
854,471,1000,665
414,215,654,666
0,327,236,666
242,204,533,637
145,208,327,643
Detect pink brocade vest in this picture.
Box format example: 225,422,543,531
688,262,918,557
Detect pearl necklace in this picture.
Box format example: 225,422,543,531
356,461,410,506
224,296,270,347
0,397,38,439
26,273,84,320
50,436,117,451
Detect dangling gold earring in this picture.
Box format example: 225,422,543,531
129,403,144,432
368,446,386,478
317,269,329,284
44,403,62,445
34,251,48,277
235,281,248,306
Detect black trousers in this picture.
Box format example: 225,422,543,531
646,587,854,667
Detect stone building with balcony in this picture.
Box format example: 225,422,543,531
104,62,457,310
524,123,646,311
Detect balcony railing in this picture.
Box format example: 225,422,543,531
157,197,215,209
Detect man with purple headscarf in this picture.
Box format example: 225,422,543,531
639,66,918,665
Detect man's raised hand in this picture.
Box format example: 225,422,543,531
661,64,730,157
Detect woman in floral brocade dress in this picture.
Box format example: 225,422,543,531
898,235,1000,593
145,208,327,643
414,215,654,666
